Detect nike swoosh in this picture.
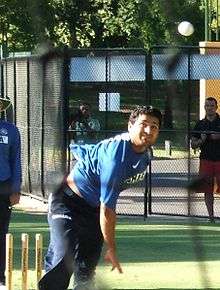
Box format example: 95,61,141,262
132,161,140,169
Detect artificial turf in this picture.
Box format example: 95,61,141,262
8,210,220,289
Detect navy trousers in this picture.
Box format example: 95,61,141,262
0,181,12,284
38,184,103,290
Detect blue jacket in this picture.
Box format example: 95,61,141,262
0,120,21,194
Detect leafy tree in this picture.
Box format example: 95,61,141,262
0,0,56,52
0,0,205,52
48,0,141,48
131,0,204,48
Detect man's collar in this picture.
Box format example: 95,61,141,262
205,113,219,121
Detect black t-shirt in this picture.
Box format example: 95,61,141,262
192,114,220,161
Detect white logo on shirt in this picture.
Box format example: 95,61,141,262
132,161,141,169
0,128,8,135
0,136,8,144
125,169,147,184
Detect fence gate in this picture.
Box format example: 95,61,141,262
67,48,149,216
149,45,220,220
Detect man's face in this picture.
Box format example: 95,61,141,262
205,100,217,117
128,114,160,153
80,105,90,118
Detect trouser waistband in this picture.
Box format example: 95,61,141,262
63,184,81,198
61,184,100,213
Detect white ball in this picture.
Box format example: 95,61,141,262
178,21,194,36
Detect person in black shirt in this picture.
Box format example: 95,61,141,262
191,97,220,223
69,102,100,144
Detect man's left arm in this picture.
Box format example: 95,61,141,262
10,127,22,205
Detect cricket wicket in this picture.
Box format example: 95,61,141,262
35,233,43,284
6,234,13,290
6,233,43,290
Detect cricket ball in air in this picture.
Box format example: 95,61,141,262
178,21,194,36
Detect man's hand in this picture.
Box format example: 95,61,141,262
104,248,123,273
9,192,21,206
191,134,207,149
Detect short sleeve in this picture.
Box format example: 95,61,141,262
99,141,126,210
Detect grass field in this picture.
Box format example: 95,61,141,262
9,210,220,290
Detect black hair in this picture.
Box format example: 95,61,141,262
70,102,91,123
79,101,91,108
206,97,218,106
129,105,162,128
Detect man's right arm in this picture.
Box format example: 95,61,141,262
191,122,207,149
100,202,123,273
191,133,207,149
191,136,203,149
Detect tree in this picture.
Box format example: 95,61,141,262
0,0,205,52
0,0,56,52
48,0,142,48
130,0,204,48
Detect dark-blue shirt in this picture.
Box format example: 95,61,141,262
192,114,220,161
0,120,22,193
69,133,150,210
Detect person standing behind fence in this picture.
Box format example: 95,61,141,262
191,97,220,223
69,102,100,144
0,98,22,290
38,105,162,290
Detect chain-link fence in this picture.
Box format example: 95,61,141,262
1,56,67,200
67,49,149,216
1,46,220,219
150,45,220,220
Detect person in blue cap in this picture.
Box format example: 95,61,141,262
0,97,21,290
39,105,162,290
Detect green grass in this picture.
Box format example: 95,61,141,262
8,211,48,290
8,211,220,289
